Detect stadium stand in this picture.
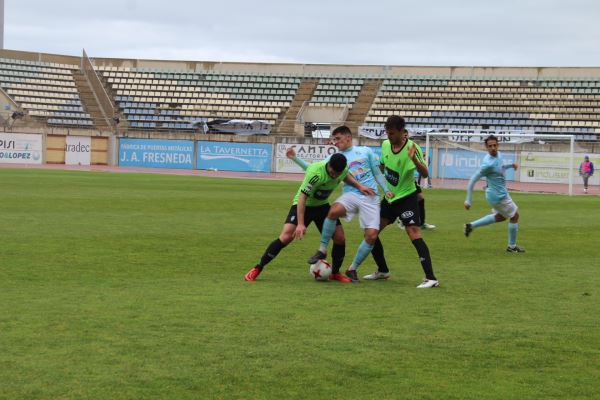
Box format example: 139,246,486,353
0,49,598,141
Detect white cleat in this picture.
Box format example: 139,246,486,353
363,271,391,280
420,223,436,230
416,279,439,288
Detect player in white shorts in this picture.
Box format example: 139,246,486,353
464,135,525,253
289,125,393,282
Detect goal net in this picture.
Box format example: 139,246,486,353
421,132,584,196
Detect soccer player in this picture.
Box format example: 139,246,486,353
368,115,440,288
288,125,393,282
245,153,371,282
579,155,594,194
463,134,525,253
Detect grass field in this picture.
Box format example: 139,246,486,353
1,168,598,400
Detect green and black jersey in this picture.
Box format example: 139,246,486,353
380,138,424,202
292,160,348,207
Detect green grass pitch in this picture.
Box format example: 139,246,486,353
1,168,598,400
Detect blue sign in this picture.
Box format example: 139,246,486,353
198,141,272,173
119,138,194,169
437,149,516,180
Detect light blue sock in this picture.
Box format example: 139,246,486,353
471,214,496,229
349,240,374,270
508,223,518,247
319,218,337,252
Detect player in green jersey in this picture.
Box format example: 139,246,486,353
367,115,440,288
245,153,371,282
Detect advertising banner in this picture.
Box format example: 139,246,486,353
275,143,337,173
197,141,272,172
119,138,194,169
0,133,42,164
520,152,600,185
437,148,517,180
65,136,91,165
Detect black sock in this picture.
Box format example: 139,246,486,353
371,237,389,273
258,238,287,268
419,198,426,225
331,243,345,273
412,238,436,280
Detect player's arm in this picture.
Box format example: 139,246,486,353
294,192,308,240
409,143,428,178
286,147,310,170
464,170,483,209
502,163,518,171
368,150,393,198
344,172,375,196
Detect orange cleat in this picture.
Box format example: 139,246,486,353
244,266,262,281
329,272,352,283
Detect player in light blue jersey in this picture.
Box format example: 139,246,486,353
289,125,393,282
464,135,525,253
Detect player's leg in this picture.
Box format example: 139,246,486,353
308,195,353,263
396,193,438,288
245,207,297,281
502,199,524,253
583,173,589,193
366,199,396,280
345,196,380,281
312,206,349,282
464,207,502,237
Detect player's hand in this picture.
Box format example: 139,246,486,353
294,224,307,240
286,147,296,159
464,202,471,210
385,191,394,199
359,185,376,196
513,163,519,170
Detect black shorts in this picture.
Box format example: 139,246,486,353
284,204,342,231
380,191,421,226
415,181,422,194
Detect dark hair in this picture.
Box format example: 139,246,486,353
384,115,406,130
484,135,498,145
328,153,347,173
332,125,352,136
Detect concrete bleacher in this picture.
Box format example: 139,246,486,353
0,57,94,127
97,66,300,130
365,76,600,140
1,49,599,140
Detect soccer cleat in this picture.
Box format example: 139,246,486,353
506,245,526,253
416,279,439,288
329,272,352,283
307,250,327,264
464,223,473,237
363,270,391,280
584,188,588,194
420,223,436,230
244,266,262,281
345,269,360,282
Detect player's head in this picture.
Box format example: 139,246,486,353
384,115,406,144
327,153,347,178
330,125,353,151
484,135,499,156
584,155,589,161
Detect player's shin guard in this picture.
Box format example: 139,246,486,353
370,237,389,273
349,240,374,270
331,243,345,274
258,238,287,268
471,214,496,228
412,238,436,281
319,218,337,252
508,223,519,247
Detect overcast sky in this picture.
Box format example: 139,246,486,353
5,0,600,67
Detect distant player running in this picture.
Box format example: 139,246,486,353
464,135,525,253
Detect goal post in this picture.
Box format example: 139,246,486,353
423,132,577,196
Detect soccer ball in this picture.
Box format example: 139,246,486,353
309,259,332,281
